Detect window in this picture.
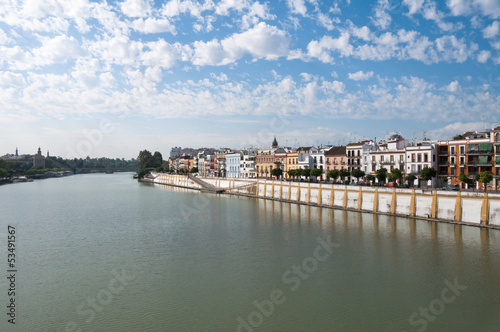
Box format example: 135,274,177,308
390,155,394,163
460,146,465,155
460,156,465,165
412,154,416,162
418,165,422,173
450,146,455,155
381,156,384,162
400,155,404,162
333,158,337,164
417,154,422,162
450,157,456,165
424,154,428,162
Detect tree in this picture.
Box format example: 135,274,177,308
301,168,311,181
138,150,153,170
459,174,469,189
152,151,163,168
453,134,465,140
339,169,350,183
0,168,8,178
390,168,403,184
351,169,365,183
190,167,199,174
327,169,340,183
420,167,437,188
366,174,375,185
310,168,322,181
406,174,417,187
478,171,493,191
287,169,296,180
271,167,283,179
376,167,388,184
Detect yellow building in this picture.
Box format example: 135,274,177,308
285,151,299,179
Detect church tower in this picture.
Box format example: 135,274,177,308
272,136,278,148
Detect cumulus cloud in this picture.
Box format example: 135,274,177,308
120,0,153,18
348,70,374,81
483,20,499,38
191,22,289,66
306,32,352,63
287,0,308,16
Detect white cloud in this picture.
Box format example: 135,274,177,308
477,49,491,62
483,20,499,38
447,0,500,18
371,0,392,30
131,17,176,34
192,22,289,66
348,71,374,81
403,0,425,15
120,0,152,18
287,0,308,16
141,39,183,68
445,80,461,92
306,32,352,63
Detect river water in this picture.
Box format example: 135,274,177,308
0,172,499,332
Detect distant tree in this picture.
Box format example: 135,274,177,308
0,168,8,178
271,168,283,179
459,174,469,188
152,151,163,168
420,167,437,187
137,168,148,179
478,171,493,191
366,174,375,185
310,168,322,181
441,176,448,184
190,167,199,174
390,168,403,184
351,169,365,183
301,168,311,181
453,134,465,140
339,169,350,182
287,169,297,180
327,169,340,183
406,174,417,187
376,167,388,184
138,150,153,170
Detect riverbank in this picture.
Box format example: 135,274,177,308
146,173,500,230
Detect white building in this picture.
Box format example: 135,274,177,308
369,136,408,176
240,151,256,178
346,140,377,174
405,141,438,187
226,152,243,178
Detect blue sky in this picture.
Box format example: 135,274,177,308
0,0,499,159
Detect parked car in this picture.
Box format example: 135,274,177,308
442,184,460,191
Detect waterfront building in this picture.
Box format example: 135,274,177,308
33,147,46,169
216,152,226,177
346,140,377,174
325,146,346,174
198,155,207,176
240,150,256,178
437,126,500,189
274,148,287,177
297,147,314,171
285,150,299,179
405,141,438,187
256,138,280,179
226,152,243,178
369,135,408,178
310,147,328,179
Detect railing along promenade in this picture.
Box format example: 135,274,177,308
149,173,500,229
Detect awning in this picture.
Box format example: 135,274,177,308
467,144,478,152
479,155,489,164
479,143,492,152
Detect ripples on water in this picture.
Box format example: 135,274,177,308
0,173,499,331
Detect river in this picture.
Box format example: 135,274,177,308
0,172,499,331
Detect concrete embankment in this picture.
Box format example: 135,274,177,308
149,173,500,230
